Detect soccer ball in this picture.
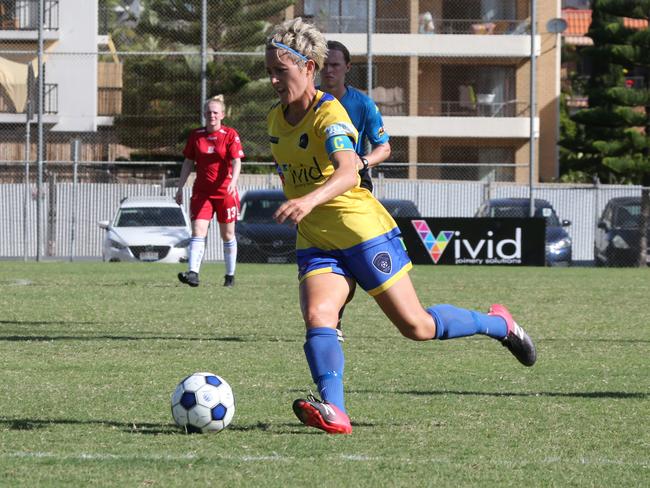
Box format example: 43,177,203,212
171,372,235,433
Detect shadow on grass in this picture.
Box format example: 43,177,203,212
0,335,247,342
0,417,179,434
0,320,99,326
0,333,298,343
0,417,365,435
390,389,648,400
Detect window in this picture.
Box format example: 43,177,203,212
116,207,186,227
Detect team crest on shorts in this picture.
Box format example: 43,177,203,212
372,252,392,274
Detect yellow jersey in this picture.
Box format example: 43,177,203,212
267,90,398,251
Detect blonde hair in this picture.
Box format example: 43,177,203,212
266,17,328,70
203,94,225,113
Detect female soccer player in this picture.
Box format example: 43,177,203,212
265,18,536,434
176,95,244,288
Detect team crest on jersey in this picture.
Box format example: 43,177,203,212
377,126,385,138
372,252,392,274
207,146,215,154
299,133,309,149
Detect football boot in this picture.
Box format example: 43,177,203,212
292,394,352,434
488,303,537,367
178,271,200,287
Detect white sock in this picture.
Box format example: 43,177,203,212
189,237,206,273
223,238,237,276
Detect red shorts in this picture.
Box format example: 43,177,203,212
190,191,240,223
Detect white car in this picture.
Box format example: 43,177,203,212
98,196,191,263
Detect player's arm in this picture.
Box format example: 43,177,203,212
360,101,391,169
360,142,391,170
274,138,359,225
227,158,242,195
175,158,195,205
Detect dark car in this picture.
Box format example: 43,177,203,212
236,190,296,263
594,196,650,267
379,198,421,218
236,190,421,263
475,198,572,266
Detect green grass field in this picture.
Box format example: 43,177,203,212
1,262,648,487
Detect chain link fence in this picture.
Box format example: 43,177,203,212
1,1,536,180
1,162,649,267
1,1,647,266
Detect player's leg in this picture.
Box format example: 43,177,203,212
293,270,354,434
374,274,536,366
215,193,239,287
352,232,536,365
178,193,211,287
336,281,356,342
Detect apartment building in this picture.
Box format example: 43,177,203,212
0,0,122,162
285,0,562,183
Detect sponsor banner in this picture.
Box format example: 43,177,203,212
395,218,546,266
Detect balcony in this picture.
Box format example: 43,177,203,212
383,114,536,139
0,81,58,123
419,100,529,118
0,0,59,31
293,1,534,57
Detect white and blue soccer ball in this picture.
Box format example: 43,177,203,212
171,372,235,433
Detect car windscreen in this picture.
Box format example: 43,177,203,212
241,198,284,222
490,206,560,226
115,207,187,227
613,204,641,228
380,200,421,217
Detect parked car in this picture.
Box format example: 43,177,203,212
594,196,649,267
237,190,296,263
378,198,422,218
98,196,191,263
236,190,421,263
475,198,572,266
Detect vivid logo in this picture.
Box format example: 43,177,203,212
411,220,454,264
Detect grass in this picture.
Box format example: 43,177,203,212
0,262,648,487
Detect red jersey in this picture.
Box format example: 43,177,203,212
183,125,245,197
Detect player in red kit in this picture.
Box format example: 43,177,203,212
176,95,245,287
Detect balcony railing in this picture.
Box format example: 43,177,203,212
295,12,529,35
430,19,530,35
0,0,59,31
0,82,57,115
43,82,57,113
418,100,530,117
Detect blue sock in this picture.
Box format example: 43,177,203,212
303,327,346,413
427,304,507,340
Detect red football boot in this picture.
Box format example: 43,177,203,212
292,395,352,434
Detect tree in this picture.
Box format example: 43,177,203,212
568,0,650,266
111,0,293,163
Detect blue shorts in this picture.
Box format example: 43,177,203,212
296,228,413,296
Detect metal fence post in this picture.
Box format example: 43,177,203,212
69,139,80,261
24,100,32,261
36,0,45,261
200,0,207,125
528,0,537,217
